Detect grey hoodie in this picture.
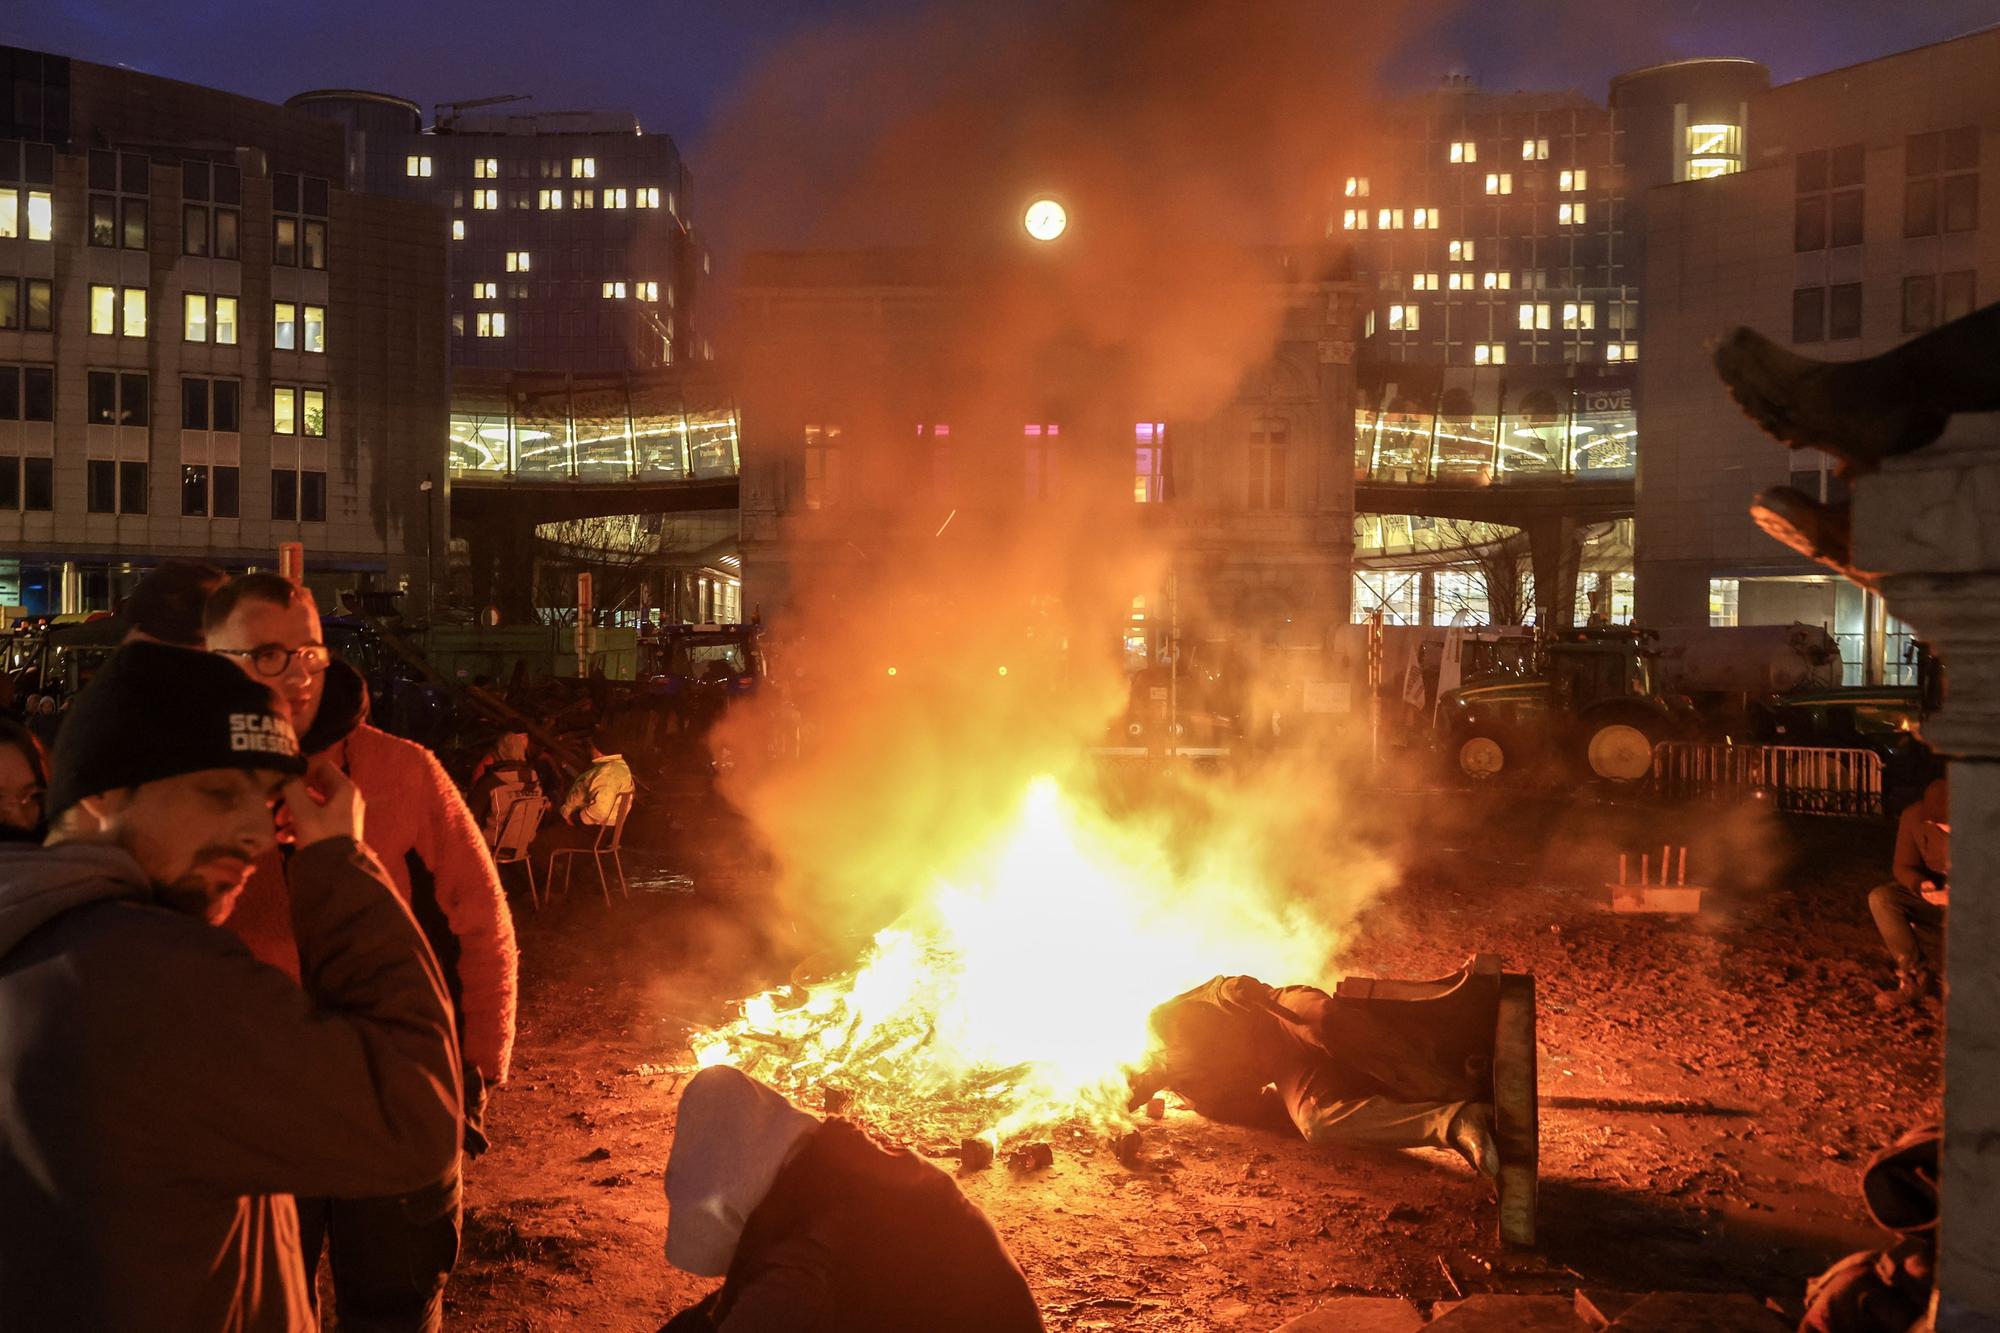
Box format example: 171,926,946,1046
0,837,462,1333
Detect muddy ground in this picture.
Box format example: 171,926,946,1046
444,786,1939,1331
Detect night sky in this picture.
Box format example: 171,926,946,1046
4,0,1996,255
7,2,1995,147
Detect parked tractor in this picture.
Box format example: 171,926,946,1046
1438,627,1692,783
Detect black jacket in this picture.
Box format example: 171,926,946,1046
0,839,462,1332
664,1119,1044,1333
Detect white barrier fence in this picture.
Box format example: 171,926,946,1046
1650,742,1885,818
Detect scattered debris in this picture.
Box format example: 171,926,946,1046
578,1147,611,1163
1114,1129,1146,1168
1006,1142,1055,1173
821,1086,852,1115
957,1136,994,1173
1144,1095,1166,1120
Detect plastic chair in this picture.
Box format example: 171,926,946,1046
490,793,550,909
548,789,634,907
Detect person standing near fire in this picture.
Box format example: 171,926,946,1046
0,642,462,1330
660,1066,1046,1332
1869,775,1949,1010
206,573,518,1332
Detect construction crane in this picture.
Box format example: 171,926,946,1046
432,94,530,132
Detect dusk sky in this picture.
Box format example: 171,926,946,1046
6,2,1996,153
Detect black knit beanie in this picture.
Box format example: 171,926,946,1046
46,642,307,821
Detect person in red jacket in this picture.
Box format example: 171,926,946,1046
206,573,519,1333
662,1066,1045,1332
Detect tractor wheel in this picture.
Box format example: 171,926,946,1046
1580,712,1660,783
1456,731,1509,781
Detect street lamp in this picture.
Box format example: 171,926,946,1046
1023,197,1068,242
418,475,435,621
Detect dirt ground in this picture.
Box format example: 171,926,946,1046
445,786,1941,1331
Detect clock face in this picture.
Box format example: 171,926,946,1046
1024,198,1067,241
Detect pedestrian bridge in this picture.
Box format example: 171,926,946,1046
446,367,738,514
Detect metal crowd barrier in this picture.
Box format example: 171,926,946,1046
1650,741,1885,817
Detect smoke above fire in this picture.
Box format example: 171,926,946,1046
691,2,1431,1130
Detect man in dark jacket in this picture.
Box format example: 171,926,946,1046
661,1066,1045,1332
0,642,462,1332
1869,776,1950,1010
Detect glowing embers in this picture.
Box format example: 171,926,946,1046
1023,197,1067,242
692,777,1330,1143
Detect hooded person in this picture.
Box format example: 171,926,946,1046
468,731,542,846
205,572,518,1332
661,1066,1045,1333
0,641,462,1333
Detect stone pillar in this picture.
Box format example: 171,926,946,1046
1526,516,1581,629
1851,416,2000,1330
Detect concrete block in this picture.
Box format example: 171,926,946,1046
1270,1296,1425,1332
1573,1289,1642,1328
1425,1293,1587,1331
1606,1292,1789,1331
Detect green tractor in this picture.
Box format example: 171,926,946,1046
1438,627,1691,784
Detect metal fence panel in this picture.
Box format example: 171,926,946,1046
1651,741,1883,818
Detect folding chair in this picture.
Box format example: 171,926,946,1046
548,790,634,907
489,793,549,910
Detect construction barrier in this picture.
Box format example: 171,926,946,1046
1651,741,1885,818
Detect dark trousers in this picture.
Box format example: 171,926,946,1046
1868,881,1946,972
296,1163,462,1333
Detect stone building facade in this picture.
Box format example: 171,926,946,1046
734,246,1363,662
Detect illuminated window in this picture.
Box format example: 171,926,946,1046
1474,342,1507,365
506,251,531,273
1411,208,1440,229
1449,238,1475,262
1518,302,1551,330
1559,169,1588,191
1345,176,1370,197
1387,304,1419,331
570,188,596,209
1376,208,1403,229
90,285,117,335
537,189,564,210
183,293,209,343
1522,137,1549,161
1606,342,1638,362
1485,173,1512,195
1559,201,1588,225
273,386,296,434
215,296,238,345
475,312,506,338
571,156,597,178
1342,209,1369,230
601,281,627,299
303,389,325,436
1413,273,1440,290
1445,273,1468,291
23,191,50,241
1685,124,1744,179
1450,141,1479,163
1364,310,1376,336
637,281,659,301
303,305,325,353
405,155,432,178
274,301,296,350
0,190,15,238
637,187,661,208
1482,271,1511,290
1562,302,1596,330
604,187,629,209
121,288,147,339
472,281,497,299
452,218,466,240
473,157,499,179
472,188,498,210
1133,422,1168,502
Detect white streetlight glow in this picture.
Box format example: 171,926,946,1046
1024,197,1068,242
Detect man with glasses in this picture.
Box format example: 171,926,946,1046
205,573,518,1333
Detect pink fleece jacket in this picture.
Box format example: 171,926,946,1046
226,723,520,1082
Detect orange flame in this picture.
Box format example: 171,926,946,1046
694,774,1340,1142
